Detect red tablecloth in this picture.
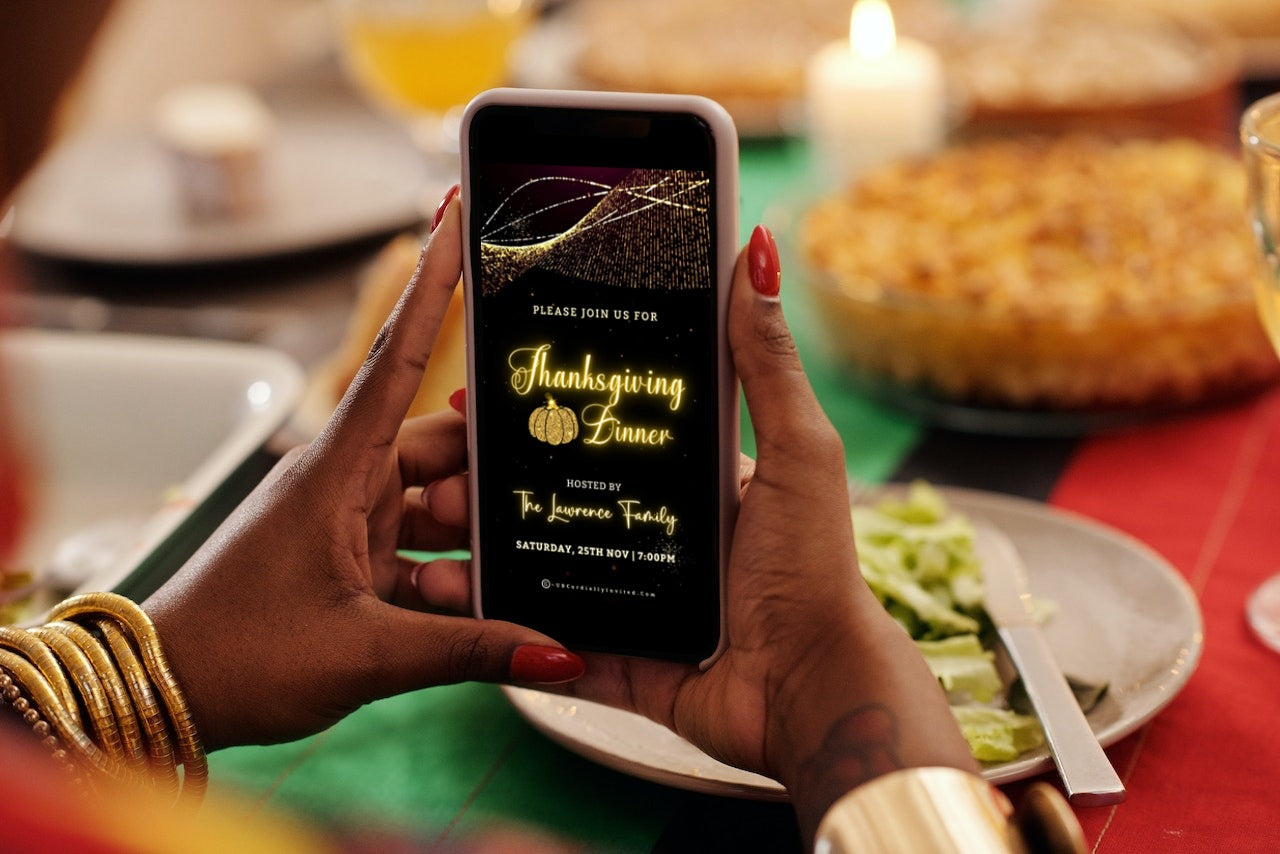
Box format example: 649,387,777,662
1049,388,1280,850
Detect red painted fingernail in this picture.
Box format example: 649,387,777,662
448,387,466,413
748,224,781,298
431,183,460,233
509,644,586,684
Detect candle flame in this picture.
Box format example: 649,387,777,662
849,0,896,61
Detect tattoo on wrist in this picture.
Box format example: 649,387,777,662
794,704,904,819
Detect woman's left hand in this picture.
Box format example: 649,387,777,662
143,192,584,751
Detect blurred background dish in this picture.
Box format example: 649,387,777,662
0,330,303,623
553,0,854,135
796,133,1280,425
1084,0,1280,77
932,2,1242,144
513,0,951,136
7,102,438,266
514,0,1249,143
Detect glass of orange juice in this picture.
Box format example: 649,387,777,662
331,0,535,155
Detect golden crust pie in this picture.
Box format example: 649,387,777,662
800,135,1280,410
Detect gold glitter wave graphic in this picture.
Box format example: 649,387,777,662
480,169,710,294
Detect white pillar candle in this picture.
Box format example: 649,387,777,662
805,0,946,185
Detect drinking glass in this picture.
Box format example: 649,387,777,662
330,0,534,156
1241,91,1280,653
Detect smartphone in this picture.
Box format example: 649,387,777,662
461,88,739,666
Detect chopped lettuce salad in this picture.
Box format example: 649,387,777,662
853,481,1046,762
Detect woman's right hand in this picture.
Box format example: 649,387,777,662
421,224,977,843
559,225,976,838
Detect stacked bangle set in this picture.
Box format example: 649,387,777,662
0,592,205,800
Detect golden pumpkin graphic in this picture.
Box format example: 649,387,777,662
528,394,579,445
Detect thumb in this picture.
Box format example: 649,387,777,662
363,601,586,693
319,187,463,461
728,225,845,477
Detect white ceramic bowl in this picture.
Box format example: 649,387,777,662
2,329,303,614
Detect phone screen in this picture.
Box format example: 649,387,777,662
465,102,728,662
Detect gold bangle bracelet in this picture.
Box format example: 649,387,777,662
0,661,89,792
95,618,179,794
51,593,207,798
814,767,1023,853
29,625,125,762
46,620,149,769
0,625,82,729
813,768,1087,854
0,649,116,781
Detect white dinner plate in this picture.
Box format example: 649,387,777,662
8,108,439,265
503,485,1204,798
2,329,304,616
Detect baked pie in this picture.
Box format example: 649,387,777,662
800,135,1279,410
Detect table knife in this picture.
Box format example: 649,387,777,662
974,522,1126,806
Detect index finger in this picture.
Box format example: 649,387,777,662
322,187,463,455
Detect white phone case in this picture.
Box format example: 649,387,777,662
460,88,739,668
